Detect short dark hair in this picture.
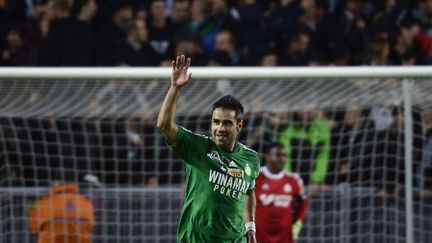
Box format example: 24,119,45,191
212,95,244,121
264,142,285,155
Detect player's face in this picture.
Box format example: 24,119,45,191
267,147,287,173
211,108,243,151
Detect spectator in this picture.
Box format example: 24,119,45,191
125,117,158,185
421,108,432,199
390,21,426,65
0,124,20,186
400,47,421,65
363,36,391,65
0,0,45,65
235,0,262,49
0,0,11,50
159,56,173,66
209,50,232,66
214,29,239,65
40,0,71,37
114,18,157,66
173,31,209,65
315,0,369,65
277,106,332,190
28,182,96,243
280,29,311,66
255,142,309,243
371,0,404,39
188,0,216,53
374,105,423,197
414,31,432,62
308,0,332,59
208,0,238,31
1,0,432,68
347,0,371,60
247,111,289,153
260,0,303,47
147,0,175,61
397,0,432,35
369,101,395,131
333,103,423,197
299,0,322,32
188,0,209,33
1,27,38,65
170,0,190,31
193,0,239,54
38,0,98,66
260,51,278,66
240,40,277,66
96,1,133,65
141,116,161,186
332,104,376,186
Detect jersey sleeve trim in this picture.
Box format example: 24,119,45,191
286,172,306,198
239,142,259,156
248,180,256,191
169,124,185,149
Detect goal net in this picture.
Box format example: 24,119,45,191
0,67,431,243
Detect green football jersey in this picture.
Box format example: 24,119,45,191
170,126,261,243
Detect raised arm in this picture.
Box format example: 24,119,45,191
157,55,192,144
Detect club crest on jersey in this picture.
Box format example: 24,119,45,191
245,164,251,176
207,151,223,164
284,184,292,193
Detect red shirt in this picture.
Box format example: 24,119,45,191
255,166,308,243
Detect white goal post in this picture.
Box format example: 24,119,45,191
0,66,432,243
1,66,432,80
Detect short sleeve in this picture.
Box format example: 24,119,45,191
169,125,209,166
248,180,256,191
293,174,306,199
247,155,261,192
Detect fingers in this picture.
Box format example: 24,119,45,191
176,56,181,69
185,57,191,70
181,55,185,67
173,55,190,70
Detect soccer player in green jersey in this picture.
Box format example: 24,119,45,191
157,55,261,243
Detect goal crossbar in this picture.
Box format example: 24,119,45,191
1,66,432,80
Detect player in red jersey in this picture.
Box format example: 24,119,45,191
255,143,309,243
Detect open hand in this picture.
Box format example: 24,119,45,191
171,55,191,88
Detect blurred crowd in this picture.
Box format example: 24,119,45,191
2,104,432,200
245,105,430,197
1,0,432,66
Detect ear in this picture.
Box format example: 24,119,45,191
237,119,243,132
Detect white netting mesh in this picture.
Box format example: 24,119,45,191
0,77,431,242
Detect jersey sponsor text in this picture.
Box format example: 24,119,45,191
209,170,250,199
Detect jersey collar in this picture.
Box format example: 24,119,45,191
217,142,241,155
261,166,285,180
